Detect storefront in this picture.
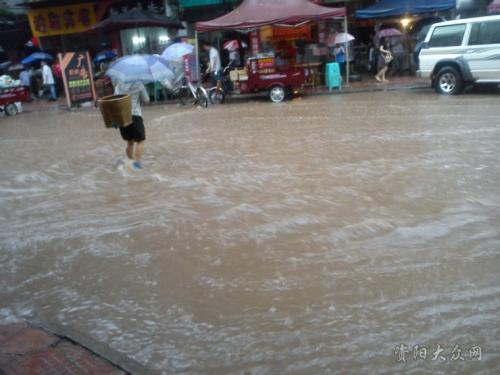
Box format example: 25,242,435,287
196,0,347,85
22,0,183,57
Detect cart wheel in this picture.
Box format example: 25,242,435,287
4,103,18,116
269,86,286,103
209,88,225,104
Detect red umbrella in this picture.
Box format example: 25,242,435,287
223,40,240,51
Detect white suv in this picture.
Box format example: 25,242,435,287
418,15,500,95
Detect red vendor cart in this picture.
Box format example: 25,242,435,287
236,56,305,102
0,86,30,116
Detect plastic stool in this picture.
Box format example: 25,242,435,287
325,63,342,91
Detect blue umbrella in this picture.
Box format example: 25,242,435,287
21,52,54,65
94,50,117,64
106,54,174,83
161,42,194,62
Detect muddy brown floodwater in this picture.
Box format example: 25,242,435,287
0,91,499,374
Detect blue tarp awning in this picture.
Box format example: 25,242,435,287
355,0,455,19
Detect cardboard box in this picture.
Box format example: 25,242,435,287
229,70,239,82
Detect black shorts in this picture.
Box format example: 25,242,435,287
120,115,145,142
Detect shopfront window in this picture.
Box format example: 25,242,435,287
121,27,173,55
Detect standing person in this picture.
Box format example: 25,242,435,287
390,36,405,76
114,82,150,170
295,34,307,64
202,41,222,90
19,66,32,101
375,38,392,82
333,43,346,79
41,60,56,101
368,41,377,75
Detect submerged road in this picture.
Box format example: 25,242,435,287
1,90,499,373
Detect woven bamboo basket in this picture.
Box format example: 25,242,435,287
98,94,132,128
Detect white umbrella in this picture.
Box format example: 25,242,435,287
334,33,355,44
106,54,174,83
161,42,194,62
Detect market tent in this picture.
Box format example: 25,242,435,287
489,0,500,14
355,0,455,19
196,0,345,32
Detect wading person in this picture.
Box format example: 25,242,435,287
375,38,392,83
114,82,150,170
41,60,56,101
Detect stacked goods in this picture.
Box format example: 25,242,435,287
98,94,132,128
229,68,248,82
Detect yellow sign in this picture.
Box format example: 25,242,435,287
28,3,97,37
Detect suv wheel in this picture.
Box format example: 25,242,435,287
435,66,464,95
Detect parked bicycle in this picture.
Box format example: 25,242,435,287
165,76,209,108
207,61,236,105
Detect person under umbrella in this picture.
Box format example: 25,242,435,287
41,60,56,101
106,55,174,170
114,81,149,170
375,38,392,82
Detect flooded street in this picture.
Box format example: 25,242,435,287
1,90,499,373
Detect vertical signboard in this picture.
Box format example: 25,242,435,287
250,30,260,56
58,51,96,108
183,54,198,83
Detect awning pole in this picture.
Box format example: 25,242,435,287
344,15,350,86
195,29,200,82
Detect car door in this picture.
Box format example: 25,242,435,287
464,19,500,81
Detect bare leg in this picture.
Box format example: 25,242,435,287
134,141,145,161
380,66,389,82
126,141,134,159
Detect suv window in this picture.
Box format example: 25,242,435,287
428,24,466,47
468,21,500,45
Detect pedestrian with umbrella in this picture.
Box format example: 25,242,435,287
375,38,393,83
94,50,117,78
106,54,174,170
41,60,56,101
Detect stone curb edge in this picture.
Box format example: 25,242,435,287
30,314,161,375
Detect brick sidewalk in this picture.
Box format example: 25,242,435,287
0,321,126,374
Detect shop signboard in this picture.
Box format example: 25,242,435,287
257,57,275,70
58,51,96,108
250,31,260,56
28,3,97,38
183,54,199,82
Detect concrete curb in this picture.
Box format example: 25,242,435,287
31,314,160,375
304,83,430,96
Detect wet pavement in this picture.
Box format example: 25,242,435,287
0,89,499,374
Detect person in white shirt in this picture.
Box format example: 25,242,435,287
202,41,222,90
114,82,150,169
41,60,56,101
